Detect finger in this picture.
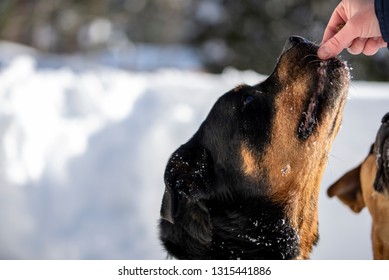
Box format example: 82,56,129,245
318,22,359,59
347,38,368,55
321,3,348,44
362,38,382,56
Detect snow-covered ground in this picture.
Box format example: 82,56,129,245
0,42,388,259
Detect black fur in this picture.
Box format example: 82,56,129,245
374,112,389,195
159,36,344,260
159,76,299,260
160,194,299,260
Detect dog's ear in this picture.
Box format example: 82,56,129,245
327,165,366,213
160,139,214,224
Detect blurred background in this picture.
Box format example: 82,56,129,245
0,0,388,260
1,0,389,79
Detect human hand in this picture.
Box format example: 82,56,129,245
318,0,387,60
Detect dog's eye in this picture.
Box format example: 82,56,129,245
243,95,254,106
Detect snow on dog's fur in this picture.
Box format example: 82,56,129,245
159,36,350,260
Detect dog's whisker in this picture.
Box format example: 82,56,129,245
304,54,318,59
303,54,320,64
328,153,346,162
308,59,322,66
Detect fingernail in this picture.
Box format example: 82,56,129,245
318,46,330,60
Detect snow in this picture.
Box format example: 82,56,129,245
0,42,388,259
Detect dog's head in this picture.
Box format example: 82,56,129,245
160,36,350,259
327,113,389,259
327,112,389,213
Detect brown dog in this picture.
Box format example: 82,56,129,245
159,36,350,260
327,113,389,259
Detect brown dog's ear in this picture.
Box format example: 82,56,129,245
327,165,366,213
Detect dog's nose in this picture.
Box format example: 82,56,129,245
289,36,309,45
282,36,310,53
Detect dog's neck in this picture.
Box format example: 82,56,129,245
240,141,325,259
208,195,300,259
274,179,321,260
372,225,389,260
160,190,302,260
369,192,389,259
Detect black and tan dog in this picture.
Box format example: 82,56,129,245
159,36,350,260
327,113,389,259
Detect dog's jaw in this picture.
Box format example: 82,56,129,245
260,37,349,259
297,61,328,139
298,59,349,140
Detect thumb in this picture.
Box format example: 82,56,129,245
318,23,358,60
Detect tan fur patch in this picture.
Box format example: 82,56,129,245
241,145,257,177
360,155,389,259
254,78,347,259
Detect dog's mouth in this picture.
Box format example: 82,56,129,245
374,113,389,196
280,36,350,140
298,58,349,140
298,60,329,139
